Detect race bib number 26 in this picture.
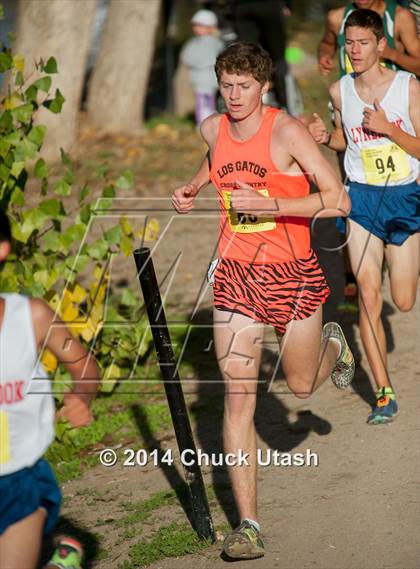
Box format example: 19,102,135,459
361,143,410,185
223,189,276,233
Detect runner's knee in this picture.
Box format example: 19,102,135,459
286,374,312,399
391,289,416,312
224,381,257,418
358,284,382,315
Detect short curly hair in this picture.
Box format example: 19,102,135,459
215,41,273,85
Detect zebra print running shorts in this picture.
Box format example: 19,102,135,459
213,249,330,334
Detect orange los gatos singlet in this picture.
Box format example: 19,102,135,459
210,107,311,264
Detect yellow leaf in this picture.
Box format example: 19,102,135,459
69,317,88,339
92,282,107,305
93,265,106,281
70,317,100,343
59,289,74,314
81,325,95,343
101,363,121,393
104,363,121,380
90,302,104,325
120,215,133,236
4,94,23,110
41,350,58,373
70,283,87,304
13,54,24,72
120,235,133,257
61,303,79,323
144,218,160,241
46,292,60,312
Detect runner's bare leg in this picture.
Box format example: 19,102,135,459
0,508,46,569
213,308,264,523
346,219,389,387
385,232,419,312
214,303,341,522
278,305,340,397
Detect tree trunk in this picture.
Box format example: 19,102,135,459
87,0,161,134
174,63,195,118
13,0,97,162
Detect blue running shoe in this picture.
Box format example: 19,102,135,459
367,388,398,425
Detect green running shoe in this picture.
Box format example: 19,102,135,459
367,388,398,425
337,283,359,313
48,537,83,569
223,520,265,559
323,322,355,389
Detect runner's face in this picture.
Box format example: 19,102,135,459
218,72,267,120
345,26,383,72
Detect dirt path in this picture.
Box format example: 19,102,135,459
146,282,420,569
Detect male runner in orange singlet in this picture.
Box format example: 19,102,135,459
172,42,354,560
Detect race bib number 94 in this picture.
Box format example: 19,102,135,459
223,189,276,233
361,143,410,185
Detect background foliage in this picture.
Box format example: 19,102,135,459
0,37,159,402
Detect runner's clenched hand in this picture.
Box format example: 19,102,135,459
231,181,276,215
308,113,330,144
56,393,93,427
171,183,199,214
362,99,391,136
319,54,335,76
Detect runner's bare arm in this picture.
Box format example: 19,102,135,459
31,299,99,425
232,116,350,218
171,154,210,213
309,82,346,151
382,8,420,76
363,81,420,160
171,115,218,213
189,152,211,190
278,119,350,217
323,82,347,152
318,9,341,76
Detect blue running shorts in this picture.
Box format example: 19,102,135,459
0,458,61,535
337,180,420,245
